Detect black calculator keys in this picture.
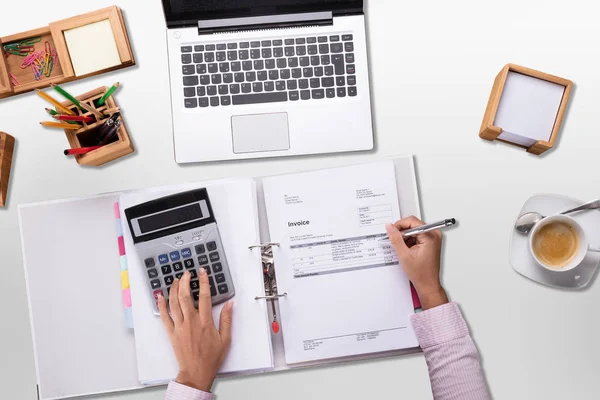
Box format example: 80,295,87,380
209,277,217,296
151,279,161,289
198,255,209,265
148,268,158,278
195,244,206,254
158,254,169,264
207,241,217,251
215,273,226,284
218,284,229,294
169,251,181,261
161,265,172,274
190,280,200,290
212,263,223,273
193,291,200,301
164,275,174,285
145,258,155,268
175,272,184,279
181,248,192,258
184,259,195,269
173,262,184,272
190,269,198,279
209,252,220,262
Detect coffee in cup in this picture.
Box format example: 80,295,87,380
532,220,580,269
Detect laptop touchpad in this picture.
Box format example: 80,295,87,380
231,113,290,154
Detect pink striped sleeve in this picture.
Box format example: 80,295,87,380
411,302,490,400
164,381,214,400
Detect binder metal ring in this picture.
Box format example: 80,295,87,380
255,293,287,300
248,242,280,250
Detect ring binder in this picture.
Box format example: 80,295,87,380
253,243,283,333
248,242,280,250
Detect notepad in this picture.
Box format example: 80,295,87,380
64,20,122,76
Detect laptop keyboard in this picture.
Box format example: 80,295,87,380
180,34,357,108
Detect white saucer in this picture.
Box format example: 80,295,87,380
510,194,600,289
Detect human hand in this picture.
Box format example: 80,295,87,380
158,269,233,392
385,216,449,310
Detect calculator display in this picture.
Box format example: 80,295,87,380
138,203,203,234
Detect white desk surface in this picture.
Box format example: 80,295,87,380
1,0,598,399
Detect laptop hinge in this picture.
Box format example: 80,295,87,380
197,12,333,35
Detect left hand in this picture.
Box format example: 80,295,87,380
158,269,234,392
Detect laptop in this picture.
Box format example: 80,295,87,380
162,0,374,163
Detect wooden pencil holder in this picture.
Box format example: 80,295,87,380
0,132,15,207
479,64,573,155
61,86,134,166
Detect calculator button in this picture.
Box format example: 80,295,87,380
201,265,211,275
175,272,184,279
184,259,195,269
210,286,217,297
173,262,184,272
190,269,198,279
148,268,158,278
209,252,220,262
153,289,163,299
181,248,192,258
198,255,209,265
209,276,215,286
207,241,217,251
218,284,229,294
215,273,226,284
158,254,169,264
151,279,161,289
195,244,206,254
164,275,174,285
190,280,200,290
193,291,200,301
169,251,181,261
212,263,223,273
145,258,155,268
161,265,172,274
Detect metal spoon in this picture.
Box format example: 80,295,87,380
515,199,600,234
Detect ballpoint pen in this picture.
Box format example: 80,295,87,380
380,218,457,241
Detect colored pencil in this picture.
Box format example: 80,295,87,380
53,115,94,123
78,100,104,119
50,83,85,111
64,146,103,155
40,121,81,129
36,89,75,115
96,82,120,106
45,108,80,125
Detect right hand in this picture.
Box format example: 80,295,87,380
385,216,449,310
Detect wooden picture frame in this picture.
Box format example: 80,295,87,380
0,6,134,100
61,87,134,166
0,132,15,207
479,64,573,155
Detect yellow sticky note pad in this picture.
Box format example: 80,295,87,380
64,20,122,76
120,270,130,290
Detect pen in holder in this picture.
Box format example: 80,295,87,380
250,243,286,334
60,86,134,166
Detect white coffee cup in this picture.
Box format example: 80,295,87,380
529,215,600,272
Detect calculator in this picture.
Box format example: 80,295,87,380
125,188,235,315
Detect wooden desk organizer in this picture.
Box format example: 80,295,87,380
62,87,134,166
479,64,573,155
0,132,15,207
0,6,134,100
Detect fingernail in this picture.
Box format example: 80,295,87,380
227,299,234,309
385,223,394,231
157,293,163,299
184,271,190,277
199,268,206,276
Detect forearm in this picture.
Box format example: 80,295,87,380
165,381,214,400
411,302,490,400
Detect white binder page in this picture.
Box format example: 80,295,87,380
120,179,273,384
263,161,418,365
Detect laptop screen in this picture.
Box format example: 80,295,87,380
162,0,363,27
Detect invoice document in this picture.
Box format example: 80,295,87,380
263,161,418,364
